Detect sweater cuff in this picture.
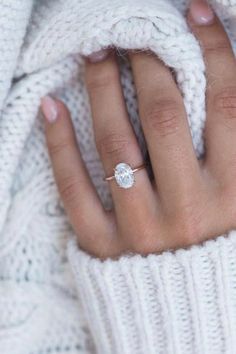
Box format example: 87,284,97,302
67,231,236,354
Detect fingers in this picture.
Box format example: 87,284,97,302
129,51,202,210
41,96,120,257
188,1,236,183
85,52,155,233
41,5,236,259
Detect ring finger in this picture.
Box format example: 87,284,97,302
85,52,155,234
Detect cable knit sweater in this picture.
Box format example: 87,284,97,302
1,0,236,353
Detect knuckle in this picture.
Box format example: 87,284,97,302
214,87,236,127
145,100,183,138
203,39,231,55
57,175,79,208
96,133,130,159
47,137,70,157
86,71,117,92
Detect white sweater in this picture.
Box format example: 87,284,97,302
1,0,236,353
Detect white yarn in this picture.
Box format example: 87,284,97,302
68,232,236,354
0,0,236,353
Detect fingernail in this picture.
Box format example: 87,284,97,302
87,49,109,63
189,0,214,25
41,96,58,123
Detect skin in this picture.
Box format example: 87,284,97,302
42,3,236,259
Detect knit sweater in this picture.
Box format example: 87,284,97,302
1,0,236,353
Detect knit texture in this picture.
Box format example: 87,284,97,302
68,232,236,354
0,0,236,353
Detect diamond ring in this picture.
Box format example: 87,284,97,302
104,162,146,189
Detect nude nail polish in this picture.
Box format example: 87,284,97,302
87,49,109,63
190,0,214,25
41,96,58,123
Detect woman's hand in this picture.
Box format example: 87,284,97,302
41,2,236,258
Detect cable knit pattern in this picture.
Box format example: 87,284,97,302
0,0,32,109
0,0,236,353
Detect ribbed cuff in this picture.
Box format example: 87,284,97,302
67,231,236,354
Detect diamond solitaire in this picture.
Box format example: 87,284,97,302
104,162,146,189
114,163,135,189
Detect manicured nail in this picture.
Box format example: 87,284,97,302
41,96,58,123
189,0,214,25
87,49,109,63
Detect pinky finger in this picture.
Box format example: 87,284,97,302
41,96,119,257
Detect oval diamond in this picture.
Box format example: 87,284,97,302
114,163,135,189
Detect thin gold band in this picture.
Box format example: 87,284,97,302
104,163,146,182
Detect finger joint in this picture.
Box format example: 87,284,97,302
96,133,132,161
57,175,79,209
214,87,236,128
47,138,71,158
145,100,183,138
86,71,118,92
203,39,231,56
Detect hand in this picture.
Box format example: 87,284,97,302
41,2,236,259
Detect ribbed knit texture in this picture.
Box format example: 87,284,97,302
68,232,236,354
0,0,236,353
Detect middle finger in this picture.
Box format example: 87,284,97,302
129,51,203,210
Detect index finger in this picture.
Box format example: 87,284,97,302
41,96,120,257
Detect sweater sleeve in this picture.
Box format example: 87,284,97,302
67,231,236,354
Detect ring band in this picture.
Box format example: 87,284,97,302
104,162,146,189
